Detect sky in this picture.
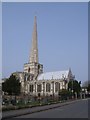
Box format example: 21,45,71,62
2,2,88,84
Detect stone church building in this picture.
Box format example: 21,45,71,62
13,16,75,97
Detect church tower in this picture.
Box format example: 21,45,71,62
24,16,43,79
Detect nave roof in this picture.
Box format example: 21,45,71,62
37,70,70,80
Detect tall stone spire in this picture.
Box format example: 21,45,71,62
29,16,38,63
24,16,43,75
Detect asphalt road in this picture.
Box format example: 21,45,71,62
16,99,88,118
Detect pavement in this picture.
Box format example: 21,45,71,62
2,99,88,119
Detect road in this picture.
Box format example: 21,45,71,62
16,99,88,118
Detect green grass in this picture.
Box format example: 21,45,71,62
2,99,70,111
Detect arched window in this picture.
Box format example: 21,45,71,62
37,84,42,92
27,75,30,81
46,83,51,92
55,82,60,92
30,85,33,92
28,67,30,72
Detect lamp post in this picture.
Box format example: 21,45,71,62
80,91,82,99
52,81,54,100
71,80,74,99
75,92,77,99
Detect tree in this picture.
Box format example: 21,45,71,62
58,89,72,100
2,74,21,95
87,84,90,92
68,80,81,97
82,80,89,87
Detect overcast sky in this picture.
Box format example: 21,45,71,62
2,2,88,84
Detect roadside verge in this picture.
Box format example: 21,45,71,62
2,99,86,119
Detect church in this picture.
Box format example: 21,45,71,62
13,16,75,97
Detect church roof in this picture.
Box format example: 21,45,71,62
37,70,69,80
